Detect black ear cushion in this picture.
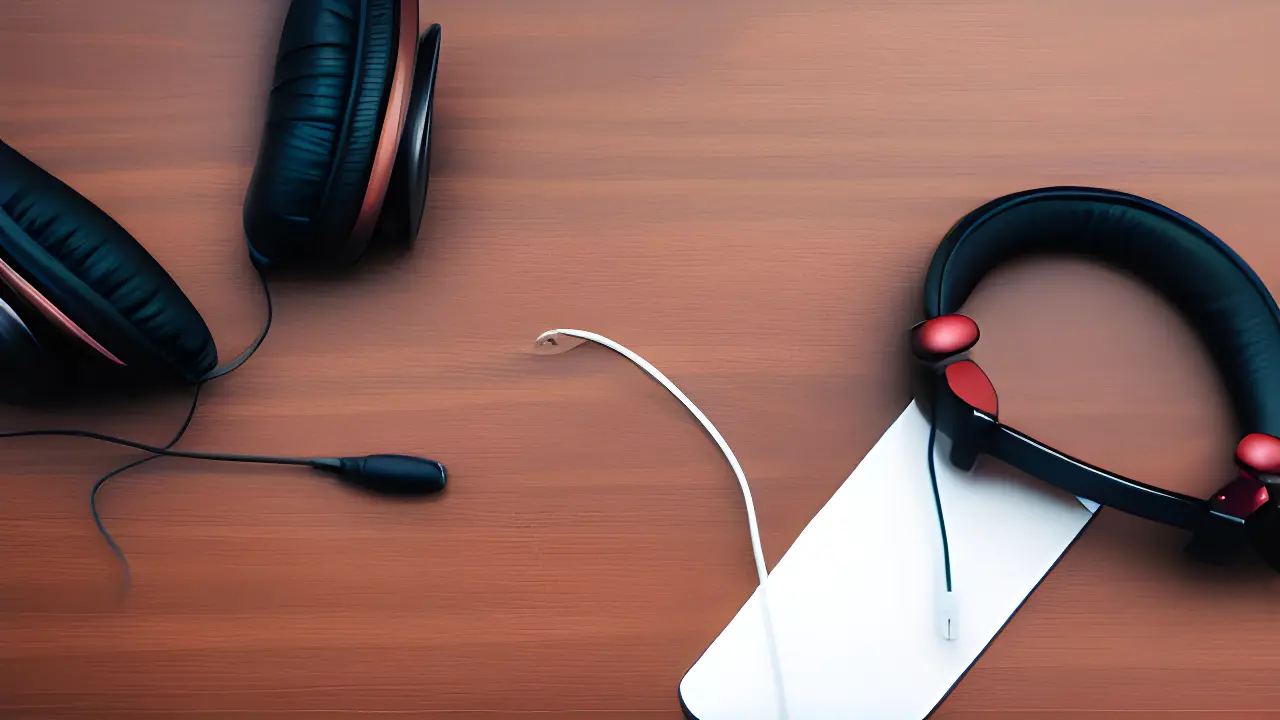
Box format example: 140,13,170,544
0,140,216,382
923,187,1280,437
243,0,397,265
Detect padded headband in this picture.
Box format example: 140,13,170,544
921,187,1280,439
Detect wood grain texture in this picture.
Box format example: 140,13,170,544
2,0,1280,717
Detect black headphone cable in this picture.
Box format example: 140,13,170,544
926,384,956,640
82,263,275,592
5,265,446,596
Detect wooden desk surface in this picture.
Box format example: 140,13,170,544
3,1,1280,717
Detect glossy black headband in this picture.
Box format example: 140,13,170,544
911,187,1280,570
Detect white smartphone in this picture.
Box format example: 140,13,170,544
678,402,1098,720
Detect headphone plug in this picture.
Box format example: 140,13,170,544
313,454,447,495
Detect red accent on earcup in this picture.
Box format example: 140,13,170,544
912,314,980,362
1211,472,1270,520
944,359,998,417
0,254,122,365
349,0,419,259
1236,433,1280,476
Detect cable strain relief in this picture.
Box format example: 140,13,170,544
939,590,958,641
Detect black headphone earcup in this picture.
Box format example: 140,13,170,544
0,140,217,384
243,0,397,267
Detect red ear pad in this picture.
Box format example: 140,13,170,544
944,359,998,417
912,314,979,362
1237,433,1280,477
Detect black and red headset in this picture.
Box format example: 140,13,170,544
0,0,447,586
911,187,1280,575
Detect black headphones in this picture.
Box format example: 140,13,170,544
0,0,440,402
911,187,1280,573
0,0,446,584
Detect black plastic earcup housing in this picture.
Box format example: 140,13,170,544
1247,500,1280,572
374,24,440,247
0,140,217,384
243,0,397,267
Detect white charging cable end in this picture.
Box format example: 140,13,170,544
940,591,958,641
532,327,788,716
533,330,586,355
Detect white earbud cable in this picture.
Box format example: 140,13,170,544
534,329,789,720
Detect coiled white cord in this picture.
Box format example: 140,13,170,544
534,329,789,720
